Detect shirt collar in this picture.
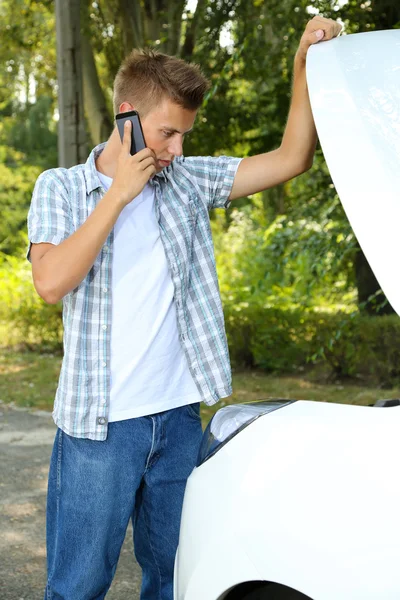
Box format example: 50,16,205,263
83,142,168,195
83,143,107,195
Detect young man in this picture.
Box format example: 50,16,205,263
27,16,341,600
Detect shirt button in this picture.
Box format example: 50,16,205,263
103,246,109,252
101,398,106,405
102,325,107,331
102,361,107,367
97,416,107,425
103,287,108,293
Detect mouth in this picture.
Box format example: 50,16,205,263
159,159,172,168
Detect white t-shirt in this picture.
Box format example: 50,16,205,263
97,172,201,421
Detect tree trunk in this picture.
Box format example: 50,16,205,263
143,0,186,54
355,245,394,315
181,0,207,60
166,0,186,55
81,33,114,146
371,0,400,29
55,0,87,167
118,0,144,54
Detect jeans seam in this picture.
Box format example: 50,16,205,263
144,417,156,472
46,429,63,598
142,500,163,599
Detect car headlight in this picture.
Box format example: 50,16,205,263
196,399,295,467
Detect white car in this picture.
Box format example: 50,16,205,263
174,30,400,600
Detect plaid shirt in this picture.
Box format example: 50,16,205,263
27,143,242,440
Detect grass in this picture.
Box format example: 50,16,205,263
0,348,62,411
2,348,400,426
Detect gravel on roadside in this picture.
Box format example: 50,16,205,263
0,403,142,599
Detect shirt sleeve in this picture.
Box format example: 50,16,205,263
26,169,73,263
178,155,243,210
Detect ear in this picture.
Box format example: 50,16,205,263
118,101,135,113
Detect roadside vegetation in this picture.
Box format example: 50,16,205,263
2,348,400,429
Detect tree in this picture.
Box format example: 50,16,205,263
1,0,398,317
55,0,87,167
80,0,214,146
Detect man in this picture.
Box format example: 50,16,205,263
27,15,341,600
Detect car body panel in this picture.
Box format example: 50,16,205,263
175,401,400,600
306,30,400,316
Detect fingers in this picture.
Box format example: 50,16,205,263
134,148,157,178
118,132,156,179
308,16,342,43
135,147,156,162
139,156,157,171
123,120,131,151
297,16,342,58
119,139,156,165
144,163,157,177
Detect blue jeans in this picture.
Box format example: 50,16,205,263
44,403,203,599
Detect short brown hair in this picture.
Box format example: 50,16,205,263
113,48,210,117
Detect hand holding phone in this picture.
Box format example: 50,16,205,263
116,110,146,155
110,120,156,208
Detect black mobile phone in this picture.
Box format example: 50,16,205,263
115,110,146,155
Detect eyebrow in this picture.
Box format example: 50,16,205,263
162,126,193,134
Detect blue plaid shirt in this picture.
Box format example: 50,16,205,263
27,143,242,440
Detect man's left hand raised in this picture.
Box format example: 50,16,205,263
296,16,343,62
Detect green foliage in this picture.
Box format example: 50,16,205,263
0,98,57,255
0,146,42,255
4,97,58,166
0,249,62,350
213,166,357,313
312,312,400,383
224,301,400,385
1,0,399,386
0,0,56,103
224,303,310,371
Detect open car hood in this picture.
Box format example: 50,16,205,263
306,30,400,316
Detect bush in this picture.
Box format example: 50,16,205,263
0,250,62,350
0,145,42,255
3,250,400,386
224,301,400,385
224,303,310,371
312,312,400,383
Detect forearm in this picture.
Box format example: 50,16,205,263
36,188,124,304
279,53,318,170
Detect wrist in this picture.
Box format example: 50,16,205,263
106,185,126,211
295,47,308,66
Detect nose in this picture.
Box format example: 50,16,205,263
168,135,184,157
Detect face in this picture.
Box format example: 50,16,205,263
118,98,197,172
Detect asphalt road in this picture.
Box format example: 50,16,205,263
0,403,142,599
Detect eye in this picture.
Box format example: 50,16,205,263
162,130,174,138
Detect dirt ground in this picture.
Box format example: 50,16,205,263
0,402,142,599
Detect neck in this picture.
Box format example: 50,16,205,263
95,127,121,178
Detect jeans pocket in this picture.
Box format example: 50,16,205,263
185,402,201,421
